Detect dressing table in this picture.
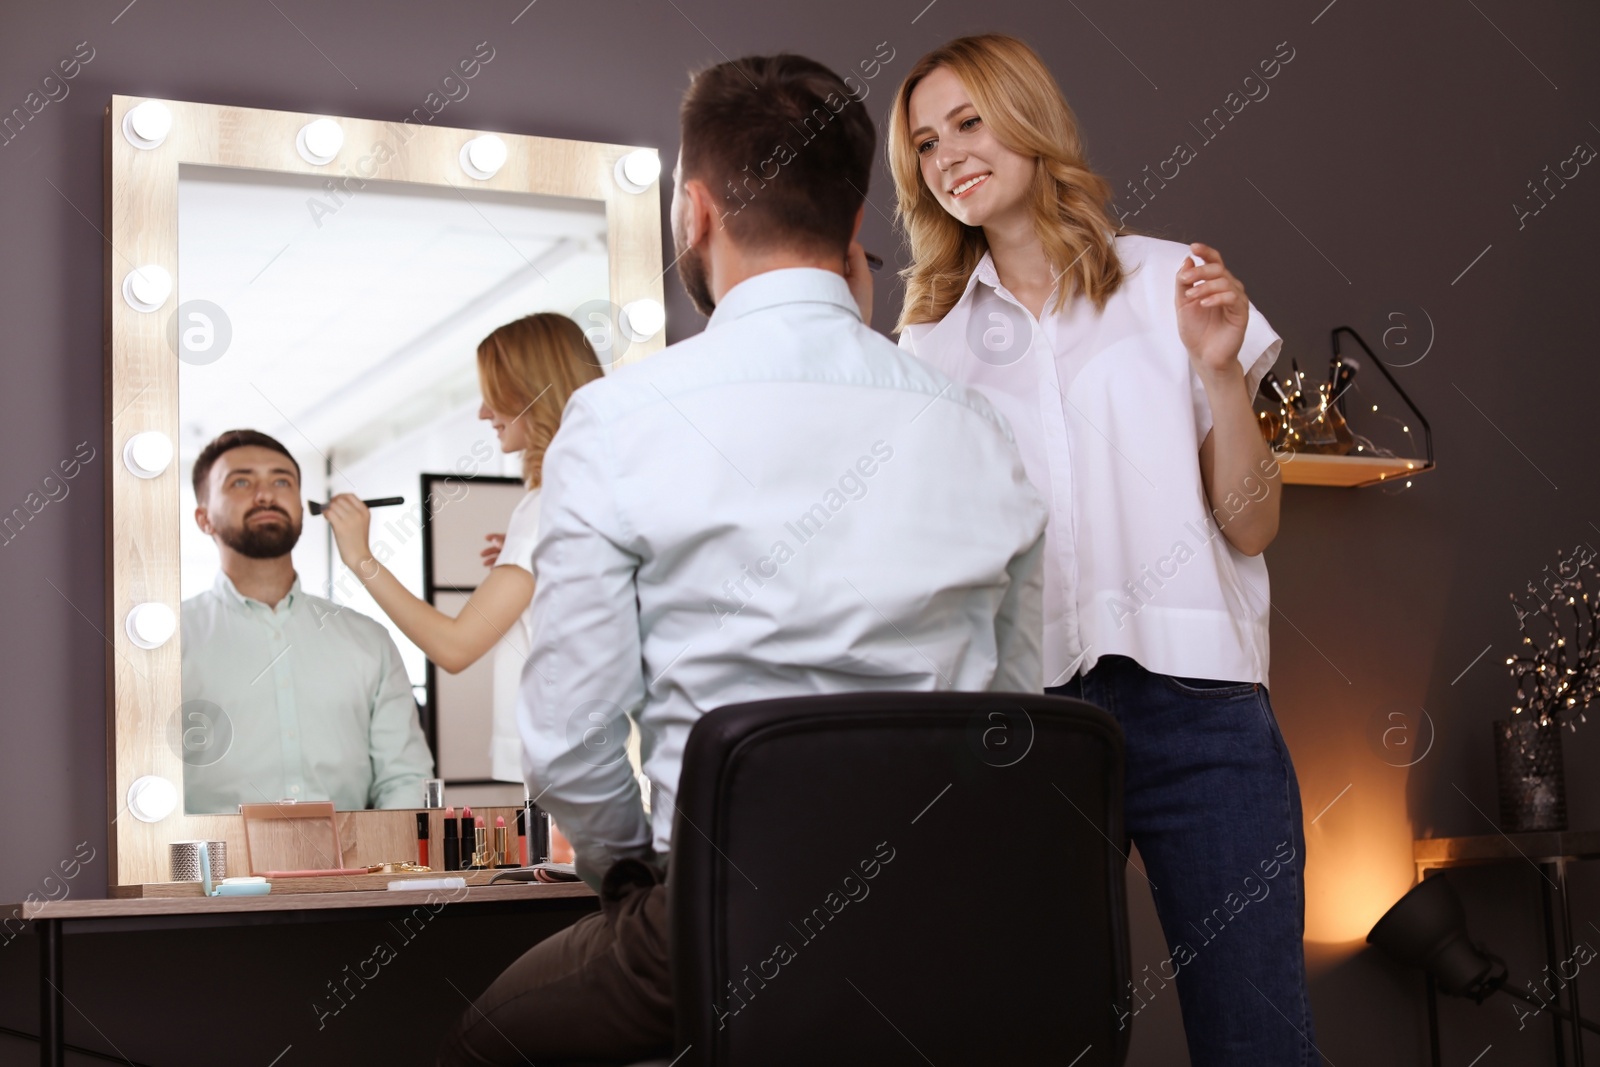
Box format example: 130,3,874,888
20,882,597,1067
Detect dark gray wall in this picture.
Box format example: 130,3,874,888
2,0,1597,1063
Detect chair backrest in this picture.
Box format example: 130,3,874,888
670,691,1130,1066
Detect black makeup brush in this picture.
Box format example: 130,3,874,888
307,496,404,516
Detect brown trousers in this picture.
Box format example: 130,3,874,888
436,860,674,1066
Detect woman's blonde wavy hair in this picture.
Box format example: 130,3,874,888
476,312,604,489
887,34,1127,332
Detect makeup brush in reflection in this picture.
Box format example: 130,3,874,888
307,496,405,516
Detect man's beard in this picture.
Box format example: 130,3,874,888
674,215,716,318
217,506,301,559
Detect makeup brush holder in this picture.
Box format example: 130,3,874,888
170,839,228,883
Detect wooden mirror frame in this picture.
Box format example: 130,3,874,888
103,94,664,893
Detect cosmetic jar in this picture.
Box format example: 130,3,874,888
169,839,227,883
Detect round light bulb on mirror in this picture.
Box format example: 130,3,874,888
121,264,172,313
126,602,177,649
123,431,174,479
126,775,178,823
296,118,344,165
615,149,660,193
122,100,172,149
620,298,665,342
460,135,507,179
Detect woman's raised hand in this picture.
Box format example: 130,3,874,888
322,494,377,578
1175,242,1249,377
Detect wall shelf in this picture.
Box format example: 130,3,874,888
1280,452,1432,488
1276,327,1436,489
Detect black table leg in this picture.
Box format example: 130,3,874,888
1556,859,1585,1065
1543,863,1570,1067
38,918,62,1067
1425,971,1441,1067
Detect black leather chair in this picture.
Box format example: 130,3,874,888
667,691,1131,1066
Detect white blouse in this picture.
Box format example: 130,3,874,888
490,488,541,782
898,235,1282,687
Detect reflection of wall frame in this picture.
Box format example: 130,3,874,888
419,472,525,780
104,93,664,892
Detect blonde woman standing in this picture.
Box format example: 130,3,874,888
325,312,603,781
886,35,1312,1065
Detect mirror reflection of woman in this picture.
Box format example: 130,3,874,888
886,35,1311,1065
325,312,603,783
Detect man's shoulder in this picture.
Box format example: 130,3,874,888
180,587,218,615
563,321,998,429
294,590,396,646
561,331,718,423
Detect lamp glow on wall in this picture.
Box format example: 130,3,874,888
296,118,344,165
615,149,660,193
621,299,665,343
460,135,508,179
122,100,171,149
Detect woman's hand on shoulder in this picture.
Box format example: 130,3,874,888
481,532,505,568
1174,242,1249,379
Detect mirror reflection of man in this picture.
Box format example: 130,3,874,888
180,429,433,814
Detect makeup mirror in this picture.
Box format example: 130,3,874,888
175,167,608,816
106,95,664,890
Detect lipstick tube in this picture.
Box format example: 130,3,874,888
443,806,459,871
532,803,551,864
416,812,430,869
495,816,511,869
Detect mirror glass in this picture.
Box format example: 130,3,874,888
174,163,609,814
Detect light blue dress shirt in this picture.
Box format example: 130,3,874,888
180,571,434,813
518,267,1048,885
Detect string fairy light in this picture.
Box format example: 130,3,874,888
1505,547,1599,730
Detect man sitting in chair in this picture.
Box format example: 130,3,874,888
437,54,1048,1065
180,429,433,814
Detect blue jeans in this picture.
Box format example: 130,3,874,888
1049,654,1315,1066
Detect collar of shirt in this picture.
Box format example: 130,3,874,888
704,266,862,331
967,249,1066,322
212,569,301,616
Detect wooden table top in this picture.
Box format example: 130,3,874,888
13,880,594,921
1414,829,1600,866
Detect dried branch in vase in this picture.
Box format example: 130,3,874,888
1506,545,1600,729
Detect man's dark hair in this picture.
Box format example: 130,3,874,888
681,53,875,256
192,429,301,503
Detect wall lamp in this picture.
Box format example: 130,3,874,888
122,100,171,149
125,775,177,823
614,149,659,193
125,602,177,650
123,431,173,479
296,118,344,165
460,134,507,179
620,298,665,342
121,264,172,313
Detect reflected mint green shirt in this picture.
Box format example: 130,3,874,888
180,572,434,813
